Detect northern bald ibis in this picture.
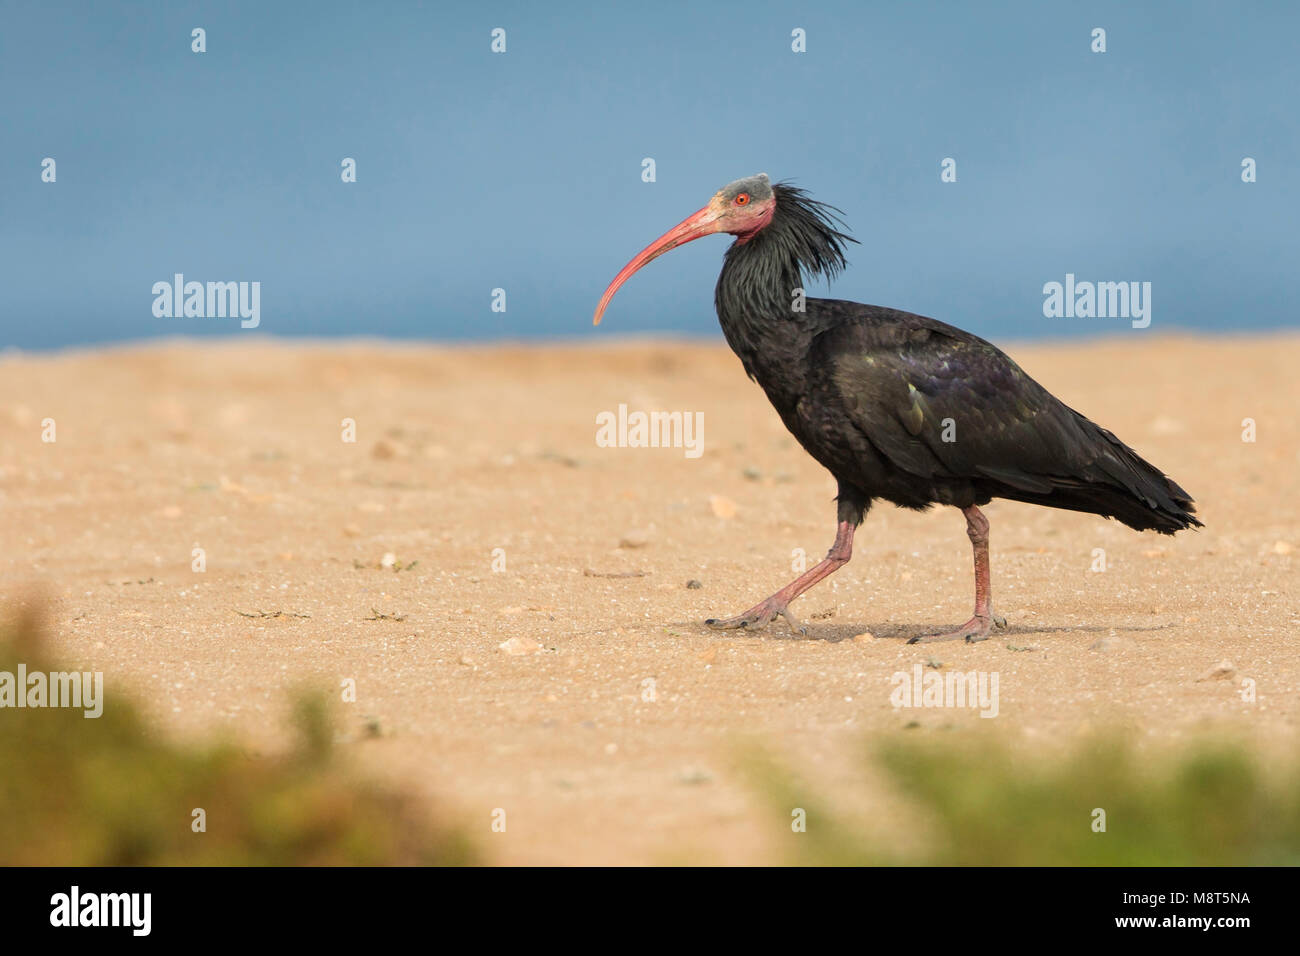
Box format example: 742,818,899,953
593,174,1200,642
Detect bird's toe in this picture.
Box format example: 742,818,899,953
912,615,995,643
705,601,794,633
778,607,807,635
705,614,758,630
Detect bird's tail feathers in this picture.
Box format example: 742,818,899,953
1054,419,1202,534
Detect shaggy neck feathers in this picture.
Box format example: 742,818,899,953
714,184,856,358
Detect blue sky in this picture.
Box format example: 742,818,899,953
1,0,1296,349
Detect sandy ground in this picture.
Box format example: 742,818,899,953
1,333,1298,864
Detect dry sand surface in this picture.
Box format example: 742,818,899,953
2,333,1298,864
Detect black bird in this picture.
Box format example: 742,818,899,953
593,174,1200,642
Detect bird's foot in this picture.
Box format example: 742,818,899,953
908,611,1007,644
705,597,806,635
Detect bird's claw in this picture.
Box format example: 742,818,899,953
706,601,806,635
779,607,808,635
908,612,1005,644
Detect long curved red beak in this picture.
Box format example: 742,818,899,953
593,205,722,325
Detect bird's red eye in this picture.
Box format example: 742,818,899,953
735,193,749,205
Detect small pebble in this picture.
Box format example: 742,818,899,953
709,495,737,519
1196,660,1236,682
676,767,713,785
1090,636,1128,652
619,528,651,549
498,636,542,656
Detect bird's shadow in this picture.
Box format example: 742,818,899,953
677,619,1179,644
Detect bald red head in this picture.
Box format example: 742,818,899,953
593,174,777,325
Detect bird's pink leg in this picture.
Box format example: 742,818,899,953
706,520,855,634
910,505,1008,644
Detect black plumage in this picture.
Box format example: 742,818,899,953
595,174,1200,641
717,183,1199,535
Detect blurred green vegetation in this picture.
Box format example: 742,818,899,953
0,611,476,865
10,602,1297,867
754,732,1300,866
